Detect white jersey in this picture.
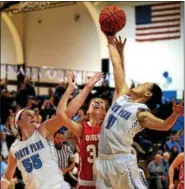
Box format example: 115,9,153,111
99,95,149,155
10,130,69,189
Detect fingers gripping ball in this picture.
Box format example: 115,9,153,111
99,5,126,35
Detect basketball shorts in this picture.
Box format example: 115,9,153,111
93,153,148,189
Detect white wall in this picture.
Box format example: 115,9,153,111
24,3,101,72
1,2,184,92
105,2,184,91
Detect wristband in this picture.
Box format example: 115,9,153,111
1,178,10,185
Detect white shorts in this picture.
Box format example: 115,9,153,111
93,153,148,189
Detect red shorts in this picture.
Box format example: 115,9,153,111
177,182,184,189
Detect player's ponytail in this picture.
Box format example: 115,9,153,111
146,83,162,110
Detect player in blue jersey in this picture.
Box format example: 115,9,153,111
0,72,103,189
94,35,184,189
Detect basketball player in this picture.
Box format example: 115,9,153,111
169,152,184,189
0,72,103,189
93,35,184,189
58,73,109,189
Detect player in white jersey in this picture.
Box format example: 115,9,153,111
0,72,103,189
93,35,184,189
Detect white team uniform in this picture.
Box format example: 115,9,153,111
93,95,148,189
10,130,70,189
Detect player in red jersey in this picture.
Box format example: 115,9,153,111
169,152,184,189
59,73,108,188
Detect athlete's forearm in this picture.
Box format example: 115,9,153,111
66,85,91,118
56,89,71,117
168,166,175,185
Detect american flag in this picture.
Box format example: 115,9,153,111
135,2,181,42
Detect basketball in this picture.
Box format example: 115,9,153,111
99,5,126,35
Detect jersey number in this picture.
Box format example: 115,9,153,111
105,114,117,129
22,154,42,173
86,144,96,163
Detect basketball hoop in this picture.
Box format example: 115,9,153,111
17,2,50,13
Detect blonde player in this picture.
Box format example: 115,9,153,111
93,35,184,189
169,152,184,189
0,72,103,189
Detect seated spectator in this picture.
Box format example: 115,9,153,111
162,152,171,175
54,131,76,187
166,133,182,153
147,154,168,189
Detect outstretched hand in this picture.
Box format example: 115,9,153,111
114,36,127,57
85,73,104,90
66,71,76,94
172,100,184,116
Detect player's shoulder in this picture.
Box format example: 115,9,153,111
116,95,130,103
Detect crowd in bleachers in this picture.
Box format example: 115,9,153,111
0,77,184,189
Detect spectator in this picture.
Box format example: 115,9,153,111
166,133,182,153
41,99,56,121
0,89,12,124
178,129,184,150
16,82,28,108
24,76,36,98
0,127,8,159
0,78,8,91
162,152,171,176
169,145,180,164
147,154,168,189
54,131,76,187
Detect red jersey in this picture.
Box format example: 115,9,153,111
78,122,101,187
178,162,184,189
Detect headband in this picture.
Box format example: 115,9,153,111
14,109,25,129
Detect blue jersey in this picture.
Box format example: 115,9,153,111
10,130,69,189
99,95,149,155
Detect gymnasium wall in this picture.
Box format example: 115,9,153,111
1,2,184,95
1,18,17,64
99,2,184,91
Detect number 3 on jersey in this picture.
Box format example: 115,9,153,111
86,144,96,163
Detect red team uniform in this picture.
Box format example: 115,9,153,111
78,122,101,189
178,162,184,189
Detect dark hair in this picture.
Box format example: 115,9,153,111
146,83,162,110
146,83,175,119
54,130,63,138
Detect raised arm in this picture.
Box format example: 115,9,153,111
58,72,84,137
138,101,184,131
106,35,130,98
1,152,17,189
112,36,127,103
169,152,184,189
65,72,104,118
